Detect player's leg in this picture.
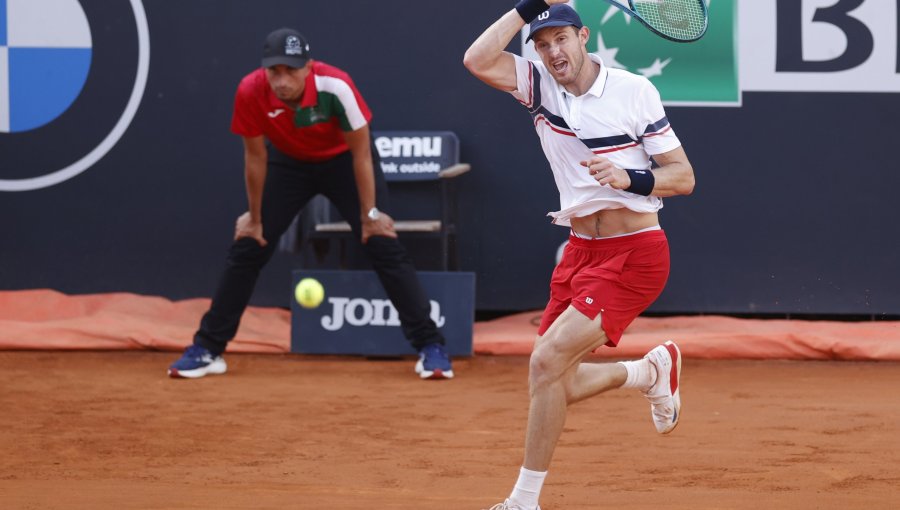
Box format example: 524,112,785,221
320,150,452,379
500,339,680,509
494,306,610,510
561,344,681,434
562,230,681,432
524,306,614,470
563,360,629,405
497,231,676,507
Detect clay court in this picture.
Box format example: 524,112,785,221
2,291,900,508
2,353,899,509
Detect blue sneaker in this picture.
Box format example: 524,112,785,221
167,345,227,379
415,343,454,380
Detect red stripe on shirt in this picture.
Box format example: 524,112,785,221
643,125,672,138
534,115,576,137
592,142,640,154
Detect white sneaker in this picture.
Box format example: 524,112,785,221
643,341,682,434
486,500,540,510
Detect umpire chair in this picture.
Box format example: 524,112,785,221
284,130,470,271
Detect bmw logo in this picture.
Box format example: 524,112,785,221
0,0,150,192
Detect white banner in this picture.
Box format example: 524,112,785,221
740,0,900,92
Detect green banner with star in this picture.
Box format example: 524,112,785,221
576,0,738,105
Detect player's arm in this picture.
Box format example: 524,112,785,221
581,147,695,198
235,135,268,246
464,0,568,90
462,8,524,91
343,125,397,243
646,147,695,197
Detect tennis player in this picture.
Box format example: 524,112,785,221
464,1,695,508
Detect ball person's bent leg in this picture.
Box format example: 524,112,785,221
194,161,318,354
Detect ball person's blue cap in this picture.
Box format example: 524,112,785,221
261,28,311,68
526,4,584,42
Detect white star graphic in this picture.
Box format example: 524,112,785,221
638,57,672,78
601,4,632,25
595,32,628,70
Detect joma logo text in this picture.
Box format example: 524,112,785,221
321,297,446,331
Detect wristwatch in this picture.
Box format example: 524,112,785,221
366,207,380,221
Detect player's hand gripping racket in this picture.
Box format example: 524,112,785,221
600,0,709,42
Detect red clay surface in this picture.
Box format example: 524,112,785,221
2,351,899,509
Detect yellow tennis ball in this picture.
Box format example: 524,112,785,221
294,278,325,309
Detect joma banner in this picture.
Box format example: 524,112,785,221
291,270,475,357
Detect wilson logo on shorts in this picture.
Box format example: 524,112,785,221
0,0,150,192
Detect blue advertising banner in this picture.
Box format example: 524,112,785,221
372,131,460,181
291,270,475,357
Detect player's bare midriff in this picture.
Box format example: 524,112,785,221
570,208,660,238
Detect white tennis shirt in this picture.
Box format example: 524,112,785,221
510,53,682,226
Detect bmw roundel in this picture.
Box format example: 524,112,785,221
0,0,150,192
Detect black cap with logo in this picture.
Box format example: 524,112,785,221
261,28,311,68
526,4,584,42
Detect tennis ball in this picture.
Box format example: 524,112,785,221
294,278,325,309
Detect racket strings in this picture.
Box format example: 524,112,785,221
631,0,707,41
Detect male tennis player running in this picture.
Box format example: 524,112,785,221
464,1,695,508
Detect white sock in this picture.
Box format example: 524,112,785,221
508,466,546,509
619,359,657,390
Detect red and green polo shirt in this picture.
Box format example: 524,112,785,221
230,61,372,162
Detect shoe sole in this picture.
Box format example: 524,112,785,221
661,340,682,434
419,369,454,380
167,360,227,379
414,359,454,380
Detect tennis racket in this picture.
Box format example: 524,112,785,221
600,0,709,42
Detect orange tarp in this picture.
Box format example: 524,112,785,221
0,289,287,353
2,289,899,360
475,311,900,361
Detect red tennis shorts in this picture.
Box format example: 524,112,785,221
538,229,670,347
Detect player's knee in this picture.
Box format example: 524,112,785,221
528,344,564,393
